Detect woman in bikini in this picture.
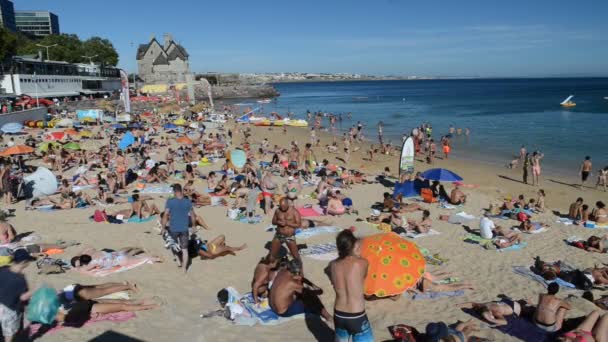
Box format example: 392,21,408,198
532,151,544,186
558,310,608,342
197,235,247,260
70,247,162,271
184,164,197,183
597,167,608,192
592,201,608,225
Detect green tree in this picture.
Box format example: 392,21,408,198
0,27,17,62
82,37,119,66
17,34,84,63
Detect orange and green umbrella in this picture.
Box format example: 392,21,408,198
361,232,426,298
0,145,34,156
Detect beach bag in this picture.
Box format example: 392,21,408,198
27,286,60,324
93,209,108,223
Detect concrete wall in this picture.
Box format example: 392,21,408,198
0,107,48,126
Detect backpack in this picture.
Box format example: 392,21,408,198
93,210,108,223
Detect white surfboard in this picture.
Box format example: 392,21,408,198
399,137,415,175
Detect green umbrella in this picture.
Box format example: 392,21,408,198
38,142,61,152
63,142,81,151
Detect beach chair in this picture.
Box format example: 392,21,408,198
421,188,437,204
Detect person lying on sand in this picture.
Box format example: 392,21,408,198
300,217,334,228
268,259,332,322
55,297,160,327
519,219,550,233
409,271,474,294
557,310,608,342
458,299,525,326
584,266,608,286
327,192,346,216
59,281,139,303
196,234,247,260
70,247,162,271
494,230,523,249
586,235,608,253
533,283,571,332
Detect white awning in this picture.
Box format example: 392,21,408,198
24,91,80,98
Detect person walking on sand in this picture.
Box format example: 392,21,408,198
579,156,592,189
523,153,531,184
161,184,195,274
532,151,544,186
327,229,374,342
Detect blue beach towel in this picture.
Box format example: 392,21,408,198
295,226,340,239
498,242,528,252
512,266,577,289
127,216,157,223
405,290,465,300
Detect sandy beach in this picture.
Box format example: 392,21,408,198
3,119,608,342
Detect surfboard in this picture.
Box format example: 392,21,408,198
399,137,415,175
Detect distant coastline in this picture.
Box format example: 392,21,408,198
271,76,608,84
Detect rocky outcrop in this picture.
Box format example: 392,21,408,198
188,84,279,100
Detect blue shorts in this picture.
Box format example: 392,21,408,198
334,310,374,342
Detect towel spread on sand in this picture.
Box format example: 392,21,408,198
300,243,338,261
402,229,441,239
512,265,577,289
297,206,324,217
462,308,553,342
556,218,574,225
140,184,173,194
404,290,465,300
78,257,154,277
215,288,304,326
514,226,548,234
295,226,340,239
29,312,136,337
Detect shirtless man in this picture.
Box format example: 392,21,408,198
131,194,160,219
269,199,302,267
268,260,331,321
327,192,346,216
261,171,277,213
327,230,374,341
533,282,571,332
450,184,467,205
580,156,593,189
568,197,584,221
251,256,280,304
585,266,608,285
115,150,127,189
407,210,432,234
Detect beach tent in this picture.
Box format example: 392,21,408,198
1,122,23,134
23,167,57,197
393,181,418,198
119,131,135,151
421,168,463,182
361,233,425,298
0,145,34,156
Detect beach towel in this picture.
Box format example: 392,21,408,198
140,184,173,194
236,215,262,224
97,291,130,300
236,292,305,326
29,312,136,337
514,226,548,234
127,215,157,224
78,257,154,277
300,243,338,261
297,206,324,217
462,308,553,342
402,229,441,239
512,266,577,289
404,290,465,300
72,185,95,192
556,218,574,225
295,226,340,239
498,242,527,252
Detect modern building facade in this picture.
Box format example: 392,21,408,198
137,34,190,84
0,0,16,31
15,11,59,36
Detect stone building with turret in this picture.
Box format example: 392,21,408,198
136,34,190,84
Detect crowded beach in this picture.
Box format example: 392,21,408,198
1,103,608,342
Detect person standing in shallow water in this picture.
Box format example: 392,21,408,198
579,156,592,189
532,151,544,186
326,229,373,342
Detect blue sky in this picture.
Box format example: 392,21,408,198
15,0,608,77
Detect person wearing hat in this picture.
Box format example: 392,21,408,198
161,183,195,274
283,175,301,206
0,249,33,341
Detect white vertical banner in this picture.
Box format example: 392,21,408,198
120,69,131,113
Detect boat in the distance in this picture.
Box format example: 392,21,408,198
560,95,576,108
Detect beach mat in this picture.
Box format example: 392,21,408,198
29,312,136,337
462,308,554,342
236,292,305,326
512,265,577,289
78,257,154,277
402,229,441,239
300,243,338,261
404,290,465,300
127,215,157,224
297,206,324,217
140,184,173,194
295,226,340,240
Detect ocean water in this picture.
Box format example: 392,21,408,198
238,79,608,175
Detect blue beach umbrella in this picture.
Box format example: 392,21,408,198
420,168,463,182
119,131,135,151
1,122,23,134
230,149,246,169
164,123,177,130
111,123,126,129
